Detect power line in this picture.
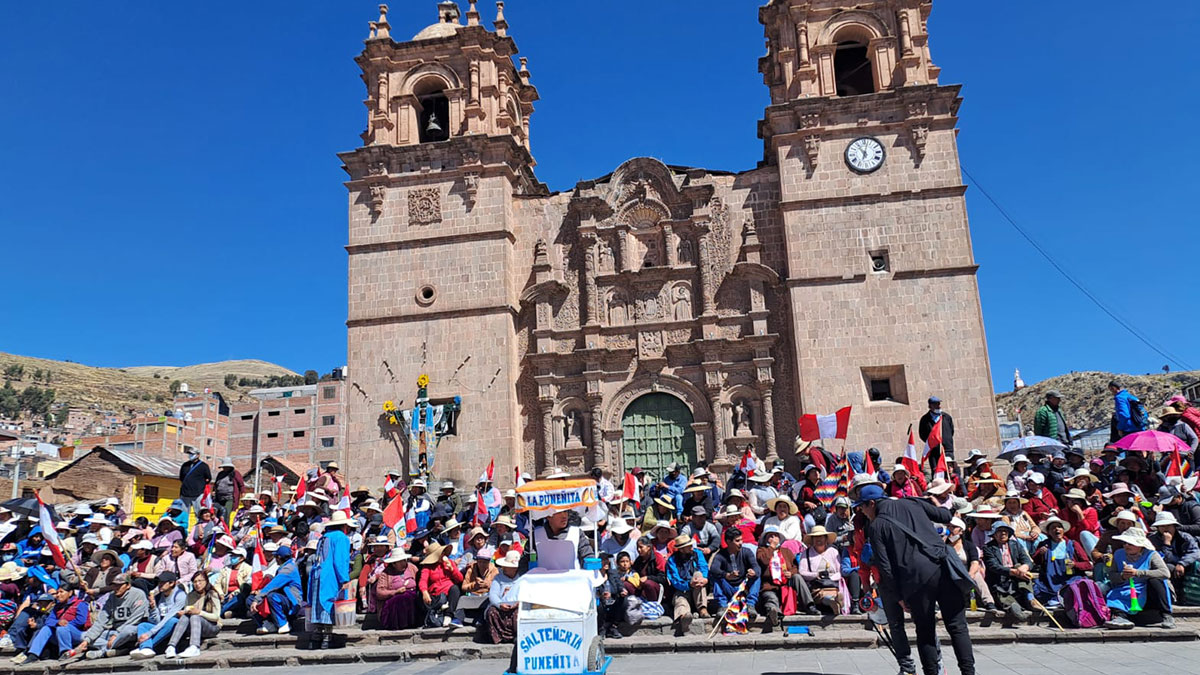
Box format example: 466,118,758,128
962,167,1194,372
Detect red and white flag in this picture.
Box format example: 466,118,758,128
199,483,214,513
272,475,286,501
294,476,307,501
798,407,852,442
485,458,495,484
621,472,641,507
336,495,352,518
473,490,489,526
250,520,268,591
1167,450,1184,481
933,447,949,480
863,449,876,476
923,417,944,461
405,507,417,534
738,446,760,478
515,466,526,488
36,492,67,568
384,475,399,500
383,492,413,533
901,429,923,477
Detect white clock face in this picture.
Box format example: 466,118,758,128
845,137,885,173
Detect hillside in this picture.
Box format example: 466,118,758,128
995,370,1199,432
0,352,298,415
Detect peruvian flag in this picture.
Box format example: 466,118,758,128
384,475,399,500
923,417,944,461
933,446,949,480
863,449,876,475
1168,450,1184,481
798,407,852,442
383,492,415,534
294,476,307,501
336,495,352,518
901,429,923,476
36,492,67,568
272,475,285,501
198,483,214,513
515,466,526,488
473,490,489,526
621,472,641,507
250,520,268,591
485,458,495,484
738,446,760,478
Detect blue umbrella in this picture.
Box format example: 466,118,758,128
998,436,1067,462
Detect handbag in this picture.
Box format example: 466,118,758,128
877,512,974,595
333,588,357,628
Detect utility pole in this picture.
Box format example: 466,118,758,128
10,455,21,499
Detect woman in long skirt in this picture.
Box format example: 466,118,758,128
307,512,352,649
375,549,420,629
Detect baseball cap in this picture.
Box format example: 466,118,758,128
853,484,886,507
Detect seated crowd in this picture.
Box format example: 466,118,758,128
4,424,1200,664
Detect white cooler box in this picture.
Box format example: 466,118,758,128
510,569,608,675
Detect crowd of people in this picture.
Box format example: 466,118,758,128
0,387,1196,675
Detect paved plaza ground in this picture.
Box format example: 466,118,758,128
159,642,1200,675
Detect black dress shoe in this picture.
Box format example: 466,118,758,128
319,634,333,650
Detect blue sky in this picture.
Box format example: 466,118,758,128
1,2,1196,391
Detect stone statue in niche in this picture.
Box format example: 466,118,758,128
678,237,693,264
672,285,691,321
564,409,584,447
733,400,752,436
641,293,661,320
608,292,627,325
597,242,612,273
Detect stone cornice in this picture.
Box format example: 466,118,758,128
778,184,967,211
345,229,515,255
346,304,518,329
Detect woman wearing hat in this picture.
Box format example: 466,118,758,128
1005,455,1033,496
1067,467,1102,504
1061,488,1101,556
357,535,393,614
418,542,464,627
966,504,1003,554
250,545,303,635
485,551,522,643
1158,406,1199,454
796,526,842,614
83,549,121,600
966,472,1003,506
640,495,677,533
762,497,804,543
151,516,183,553
307,511,353,647
944,517,997,613
1105,527,1174,628
664,534,709,636
1032,516,1092,609
982,521,1035,621
757,526,817,621
461,549,497,598
1097,482,1145,528
374,549,419,630
999,494,1040,555
216,547,252,619
885,465,921,499
1148,511,1200,602
791,465,822,518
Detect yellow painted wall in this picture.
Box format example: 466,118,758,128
131,475,191,528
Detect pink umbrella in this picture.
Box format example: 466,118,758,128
1112,430,1191,454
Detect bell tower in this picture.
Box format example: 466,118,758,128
341,2,546,489
759,0,1000,456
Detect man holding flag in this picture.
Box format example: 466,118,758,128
919,396,955,476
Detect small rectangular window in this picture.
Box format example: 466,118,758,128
267,411,280,417
321,437,335,448
267,432,279,438
323,387,336,400
293,430,305,438
143,485,160,503
322,415,335,426
860,365,909,405
869,378,892,401
294,408,306,415
240,414,253,421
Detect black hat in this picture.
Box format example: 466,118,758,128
690,506,707,517
157,571,179,583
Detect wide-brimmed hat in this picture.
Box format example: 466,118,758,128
748,472,773,483
1070,468,1097,484
0,562,28,581
988,521,1015,537
1063,488,1089,502
468,526,487,540
326,461,340,470
803,525,836,545
653,496,674,510
833,496,851,508
1039,516,1070,533
421,542,448,564
970,504,1002,520
1104,482,1135,500
925,478,954,496
609,519,634,535
215,535,237,550
130,540,153,551
1109,509,1139,527
1011,454,1029,466
716,505,742,520
1153,512,1180,528
369,535,391,548
544,467,571,479
765,497,798,515
411,479,427,489
494,515,516,529
725,489,746,501
309,490,330,502
972,473,1002,486
650,521,677,536
351,485,371,496
890,464,909,476
671,534,695,550
684,483,709,494
496,550,521,569
219,459,235,469
691,467,710,478
1156,486,1181,506
85,514,110,526
949,517,966,530
1113,528,1155,551
1159,406,1182,418
850,472,884,495
326,511,353,527
1003,493,1029,505
383,549,410,564
443,517,463,532
1028,472,1045,486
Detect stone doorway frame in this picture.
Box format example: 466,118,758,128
599,373,714,477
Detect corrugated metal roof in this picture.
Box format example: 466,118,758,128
45,446,183,480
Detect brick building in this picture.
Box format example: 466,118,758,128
72,391,230,463
227,379,346,473
340,1,1000,488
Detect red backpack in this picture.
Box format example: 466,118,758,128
1181,406,1200,440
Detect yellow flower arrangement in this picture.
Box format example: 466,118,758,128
417,374,430,388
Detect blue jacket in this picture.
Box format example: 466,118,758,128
259,558,302,605
666,550,709,594
308,529,351,615
1113,390,1145,434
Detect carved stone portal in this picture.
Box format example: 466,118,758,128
407,188,441,225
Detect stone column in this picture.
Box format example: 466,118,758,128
588,398,604,470
813,45,836,96
617,228,632,273
540,404,555,470
762,388,778,463
663,224,677,267
898,10,913,56
710,394,728,461
696,235,712,315
584,235,599,325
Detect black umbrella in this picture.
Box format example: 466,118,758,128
1,497,58,521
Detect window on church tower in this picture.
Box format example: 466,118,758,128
418,93,450,143
835,41,875,96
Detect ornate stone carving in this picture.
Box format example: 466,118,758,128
597,241,612,273
407,188,441,225
665,328,691,345
606,333,634,350
677,237,694,265
563,409,584,447
907,101,929,118
638,292,662,321
799,112,821,129
672,284,692,321
803,134,821,168
607,290,628,325
368,185,386,218
638,331,664,360
368,160,388,176
701,198,732,305
909,123,930,161
733,400,753,436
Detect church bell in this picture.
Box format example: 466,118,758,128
425,111,443,135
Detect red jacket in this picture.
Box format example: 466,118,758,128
419,560,463,596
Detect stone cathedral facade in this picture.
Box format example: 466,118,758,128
340,1,1000,489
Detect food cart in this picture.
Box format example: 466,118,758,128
508,478,611,675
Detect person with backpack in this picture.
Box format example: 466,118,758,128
1032,517,1092,608
177,450,213,519
1158,407,1199,454
1109,381,1148,440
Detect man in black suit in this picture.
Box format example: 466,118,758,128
919,396,955,473
858,485,974,675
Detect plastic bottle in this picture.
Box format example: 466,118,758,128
969,588,977,612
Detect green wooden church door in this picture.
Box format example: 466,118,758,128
620,393,696,479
